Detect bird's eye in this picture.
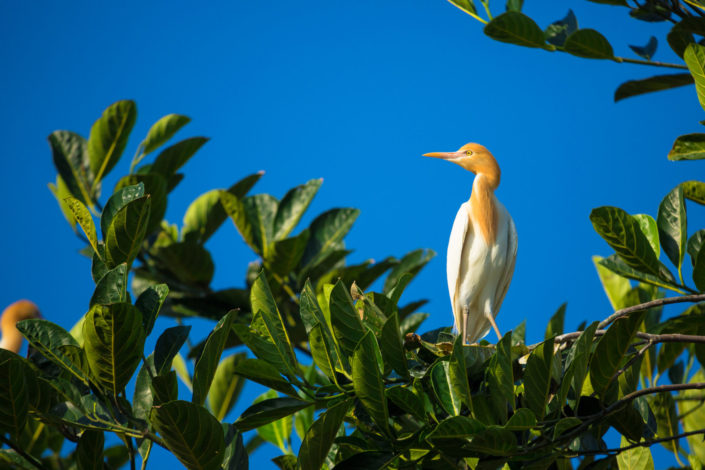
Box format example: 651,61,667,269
466,150,472,156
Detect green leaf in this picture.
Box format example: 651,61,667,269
266,230,310,276
616,436,654,469
486,332,514,422
523,338,554,420
16,319,89,385
133,355,155,422
234,396,312,432
380,312,409,378
484,11,546,48
83,303,146,395
155,241,215,285
100,183,144,238
309,323,340,383
209,353,246,421
633,214,660,257
545,303,566,339
90,263,128,307
221,424,248,470
682,180,705,205
114,173,167,234
505,0,523,12
564,322,599,401
386,386,425,420
658,186,687,272
684,43,705,112
298,398,351,470
667,26,693,59
91,246,108,284
449,335,473,412
564,29,614,59
151,371,178,404
135,284,168,337
182,172,263,244
220,191,257,253
154,325,191,375
253,390,293,454
447,0,478,16
649,392,679,453
590,206,664,278
192,310,236,406
140,114,190,155
589,311,646,399
302,208,359,268
690,231,705,267
149,137,208,179
49,175,78,230
300,280,329,335
427,416,485,444
151,400,225,470
329,280,366,368
693,243,705,291
553,417,582,439
431,360,463,416
104,195,151,269
0,356,28,439
243,194,278,257
231,358,297,396
544,9,578,47
597,255,682,293
593,256,632,310
383,249,435,295
353,331,390,435
629,36,657,60
88,100,137,185
680,371,705,465
65,197,100,255
614,73,693,102
48,131,93,205
273,178,322,240
504,408,537,430
668,133,705,161
76,430,104,470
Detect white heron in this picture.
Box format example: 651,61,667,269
424,143,517,344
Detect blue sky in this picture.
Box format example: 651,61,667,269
1,1,703,467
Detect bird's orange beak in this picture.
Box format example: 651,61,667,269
423,151,459,160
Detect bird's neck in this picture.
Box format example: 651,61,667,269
470,174,498,244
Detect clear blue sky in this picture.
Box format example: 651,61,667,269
1,1,702,467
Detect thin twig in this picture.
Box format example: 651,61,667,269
0,434,47,470
599,294,705,329
537,329,705,348
609,340,652,384
572,428,705,456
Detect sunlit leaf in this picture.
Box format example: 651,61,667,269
65,197,100,255
140,114,190,155
209,353,247,421
192,310,236,406
149,137,208,179
104,195,151,269
89,263,128,307
273,178,322,240
49,131,93,205
657,186,687,272
353,331,390,435
88,100,136,184
684,43,705,112
114,173,167,235
668,133,705,160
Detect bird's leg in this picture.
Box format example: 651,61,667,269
485,311,502,341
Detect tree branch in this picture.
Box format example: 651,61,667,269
614,57,687,68
0,434,47,470
539,329,705,349
599,293,705,329
573,428,705,456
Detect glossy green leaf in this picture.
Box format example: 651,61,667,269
273,178,322,240
208,353,246,421
140,114,190,155
253,390,293,454
231,358,297,396
220,191,257,253
76,430,104,470
667,26,693,59
685,43,705,112
182,172,263,244
49,175,78,230
616,435,654,469
301,208,359,268
657,186,687,271
589,311,646,399
486,332,514,422
693,243,705,291
298,398,351,470
300,280,329,335
0,357,28,438
383,249,436,295
427,415,485,444
16,319,89,385
151,400,225,470
564,29,614,59
680,371,705,465
65,197,100,255
484,12,545,48
524,338,554,420
91,246,108,284
633,214,660,257
309,323,339,383
448,335,473,412
221,424,248,470
386,385,425,420
115,173,167,234
155,241,214,285
149,137,208,179
565,322,598,401
243,194,278,257
151,371,178,404
614,74,693,102
590,206,664,278
431,360,463,416
593,256,632,309
682,180,705,205
233,323,299,380
89,263,128,307
133,355,155,422
650,392,679,453
250,272,297,368
83,303,146,395
100,183,144,238
329,280,366,368
135,283,168,336
353,331,390,435
545,303,565,339
192,310,236,406
597,255,682,293
88,100,136,184
266,229,310,276
154,325,191,375
447,0,478,16
544,9,577,47
380,312,409,378
690,231,705,269
235,396,312,432
104,195,151,269
49,131,93,205
668,133,705,160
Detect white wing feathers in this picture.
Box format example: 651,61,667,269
446,203,470,333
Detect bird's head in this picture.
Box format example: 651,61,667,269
423,142,500,187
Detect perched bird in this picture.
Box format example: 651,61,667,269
0,300,40,353
424,143,517,344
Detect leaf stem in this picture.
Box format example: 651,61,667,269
0,434,47,470
613,56,688,69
